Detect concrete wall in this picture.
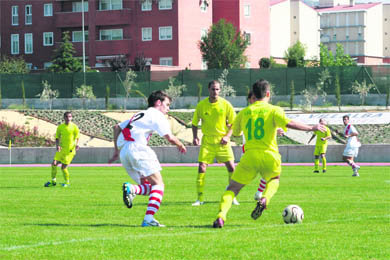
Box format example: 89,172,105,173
1,144,389,164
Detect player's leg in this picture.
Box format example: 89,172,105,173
218,144,239,205
313,146,320,173
194,144,214,206
223,160,240,205
61,164,70,187
321,153,327,173
45,159,59,187
343,145,360,176
141,172,165,227
254,178,266,201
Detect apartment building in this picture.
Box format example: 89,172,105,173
270,0,320,61
317,0,384,64
0,0,270,70
384,3,390,63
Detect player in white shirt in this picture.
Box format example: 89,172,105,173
342,115,361,177
109,90,186,227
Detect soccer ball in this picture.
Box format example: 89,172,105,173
282,205,304,224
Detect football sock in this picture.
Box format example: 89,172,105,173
144,185,164,222
51,165,57,183
217,190,235,222
347,160,358,169
322,157,327,170
314,158,320,171
258,178,266,193
62,168,70,184
196,172,206,201
131,184,151,195
228,171,233,182
263,178,280,206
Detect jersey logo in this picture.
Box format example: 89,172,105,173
122,112,145,141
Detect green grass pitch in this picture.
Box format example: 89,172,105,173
0,166,389,259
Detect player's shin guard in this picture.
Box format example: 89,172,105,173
217,190,235,222
196,173,206,201
314,158,320,171
51,165,57,182
144,185,164,222
322,157,327,170
62,168,70,184
263,178,280,206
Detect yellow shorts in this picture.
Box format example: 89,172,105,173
198,143,234,164
314,145,327,156
54,149,76,165
232,149,281,185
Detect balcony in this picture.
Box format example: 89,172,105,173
95,9,132,26
94,39,132,56
55,11,89,28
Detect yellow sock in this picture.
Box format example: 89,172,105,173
314,159,320,171
263,179,280,206
62,168,70,184
228,171,233,182
217,190,235,221
322,157,327,170
51,166,57,183
196,173,206,201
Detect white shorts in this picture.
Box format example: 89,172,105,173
119,143,162,184
343,146,359,158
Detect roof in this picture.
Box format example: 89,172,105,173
270,0,288,6
316,2,381,13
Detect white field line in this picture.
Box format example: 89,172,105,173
1,214,389,252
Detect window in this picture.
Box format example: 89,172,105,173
43,32,54,46
25,33,33,54
73,31,89,42
142,0,152,11
142,27,152,41
159,57,173,66
244,5,251,17
159,26,172,40
244,32,251,45
201,28,208,40
12,6,18,26
25,5,32,25
26,63,33,70
100,29,123,40
201,60,208,70
44,3,53,16
44,62,53,69
159,0,172,10
99,0,122,11
72,1,89,12
11,34,19,54
200,0,208,12
145,58,152,65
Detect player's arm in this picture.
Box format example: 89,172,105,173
55,138,61,152
287,120,326,133
163,134,187,154
75,126,80,151
108,124,122,163
221,124,233,145
308,134,315,144
192,124,200,146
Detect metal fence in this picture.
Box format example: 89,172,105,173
0,66,389,99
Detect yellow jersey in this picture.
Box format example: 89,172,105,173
56,122,80,151
233,101,291,153
314,127,331,147
192,97,235,144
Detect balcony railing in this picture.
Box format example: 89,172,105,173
55,11,89,28
95,9,132,26
94,39,132,56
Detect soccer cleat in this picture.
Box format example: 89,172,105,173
61,183,70,187
232,197,240,205
313,170,319,173
44,181,56,187
192,200,205,206
141,218,165,227
254,191,262,201
122,182,135,209
323,169,327,173
352,172,360,177
251,198,266,220
213,218,224,228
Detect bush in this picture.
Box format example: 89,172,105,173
259,58,271,69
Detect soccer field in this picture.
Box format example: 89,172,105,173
0,166,389,259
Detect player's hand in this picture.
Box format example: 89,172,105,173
75,145,80,151
321,138,325,141
56,146,61,152
314,124,326,133
193,137,200,146
177,144,187,154
108,150,119,163
220,136,229,145
277,128,285,136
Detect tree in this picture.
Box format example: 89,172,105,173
218,69,236,97
284,41,306,67
164,77,186,108
119,69,138,110
74,84,96,109
37,80,59,110
351,80,375,105
335,74,341,111
319,43,356,67
301,69,329,111
259,57,271,69
134,53,148,71
49,31,83,72
109,56,129,72
0,56,29,74
199,19,249,69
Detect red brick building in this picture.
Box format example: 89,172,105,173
0,0,270,70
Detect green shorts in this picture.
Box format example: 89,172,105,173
232,149,281,185
198,143,234,164
54,149,76,165
314,145,328,156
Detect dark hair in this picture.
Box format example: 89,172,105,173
64,111,72,118
247,91,254,100
148,90,172,107
208,80,220,88
343,115,350,120
252,79,270,99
